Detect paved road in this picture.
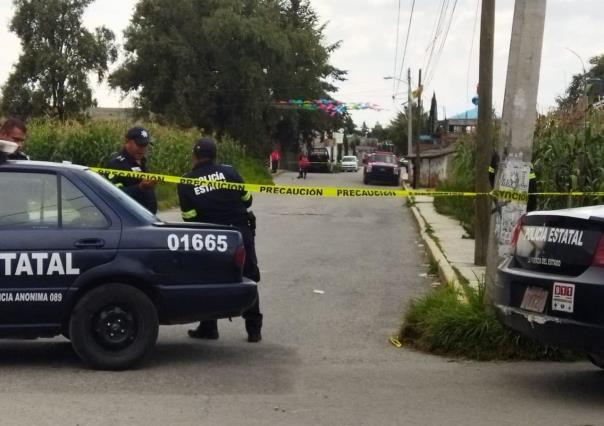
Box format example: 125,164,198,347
0,171,603,425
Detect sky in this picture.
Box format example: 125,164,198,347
0,0,603,129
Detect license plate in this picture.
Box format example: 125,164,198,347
520,286,548,313
380,168,385,172
552,282,575,313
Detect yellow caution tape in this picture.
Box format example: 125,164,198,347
389,337,403,348
91,167,604,199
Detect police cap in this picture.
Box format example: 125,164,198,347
193,138,217,160
126,127,152,147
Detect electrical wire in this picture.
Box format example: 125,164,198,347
466,0,481,103
395,0,416,95
425,0,458,87
392,0,403,97
423,0,449,74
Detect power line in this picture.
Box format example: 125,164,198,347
423,0,449,74
392,0,403,97
395,0,416,95
466,0,481,103
425,0,458,87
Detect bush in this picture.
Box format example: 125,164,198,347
433,136,476,235
399,283,577,361
25,119,273,208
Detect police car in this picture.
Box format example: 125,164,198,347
0,160,257,370
495,205,604,368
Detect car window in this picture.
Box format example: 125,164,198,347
61,177,109,229
343,157,357,162
0,172,59,229
85,170,157,222
371,154,396,164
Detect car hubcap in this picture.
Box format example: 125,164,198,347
93,306,137,350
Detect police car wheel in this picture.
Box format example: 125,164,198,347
69,284,159,371
588,352,604,369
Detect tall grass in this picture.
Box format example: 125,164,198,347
533,110,604,210
24,119,273,208
433,136,476,235
400,282,577,361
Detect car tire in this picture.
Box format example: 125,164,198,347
588,352,604,369
69,284,159,371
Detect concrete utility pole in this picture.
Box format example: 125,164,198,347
413,68,422,188
485,0,547,302
407,68,413,170
474,0,495,266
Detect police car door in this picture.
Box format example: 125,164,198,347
0,171,120,327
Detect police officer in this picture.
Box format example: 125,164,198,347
0,118,29,160
177,138,263,343
489,152,537,211
106,127,158,214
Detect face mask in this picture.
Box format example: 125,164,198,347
0,140,19,154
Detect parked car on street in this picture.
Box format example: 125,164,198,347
307,148,332,173
363,152,400,185
496,205,604,368
0,160,257,370
340,156,358,172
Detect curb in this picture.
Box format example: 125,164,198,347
408,202,460,287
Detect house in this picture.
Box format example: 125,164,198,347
443,107,478,134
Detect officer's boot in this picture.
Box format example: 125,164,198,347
188,320,219,340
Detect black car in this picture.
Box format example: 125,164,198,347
307,148,332,173
0,160,257,370
496,205,604,368
363,153,400,185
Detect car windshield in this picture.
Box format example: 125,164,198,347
371,155,396,164
85,170,158,222
342,157,356,162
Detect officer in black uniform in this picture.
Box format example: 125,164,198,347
177,138,263,343
105,127,158,214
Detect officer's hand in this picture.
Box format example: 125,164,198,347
139,180,157,190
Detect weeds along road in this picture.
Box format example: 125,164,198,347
0,171,602,425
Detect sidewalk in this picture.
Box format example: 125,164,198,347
409,194,485,288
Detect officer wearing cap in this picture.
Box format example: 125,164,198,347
178,137,263,343
105,127,158,214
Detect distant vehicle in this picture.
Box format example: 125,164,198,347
363,152,400,186
496,205,604,369
0,160,257,370
307,148,332,173
340,156,358,172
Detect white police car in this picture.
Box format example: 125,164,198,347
0,160,257,370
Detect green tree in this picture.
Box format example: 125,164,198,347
110,0,345,153
557,54,604,111
428,92,438,135
360,121,369,137
1,0,117,120
369,122,388,141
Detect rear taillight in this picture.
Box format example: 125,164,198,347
592,235,604,267
510,217,523,248
234,245,246,268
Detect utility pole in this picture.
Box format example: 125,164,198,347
474,0,495,266
485,0,547,303
413,68,422,189
407,68,413,174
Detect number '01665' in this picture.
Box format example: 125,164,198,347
167,234,228,253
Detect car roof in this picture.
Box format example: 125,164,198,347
527,205,604,220
0,160,89,172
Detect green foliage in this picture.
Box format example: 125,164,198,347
109,0,345,154
400,283,577,361
557,54,604,110
533,110,604,210
25,119,273,208
433,136,476,235
1,0,117,120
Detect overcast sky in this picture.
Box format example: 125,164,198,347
0,0,602,128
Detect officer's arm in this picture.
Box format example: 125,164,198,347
106,157,142,196
177,183,198,222
232,170,252,208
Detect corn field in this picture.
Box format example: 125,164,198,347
24,119,273,208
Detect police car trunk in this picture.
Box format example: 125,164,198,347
496,205,604,352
